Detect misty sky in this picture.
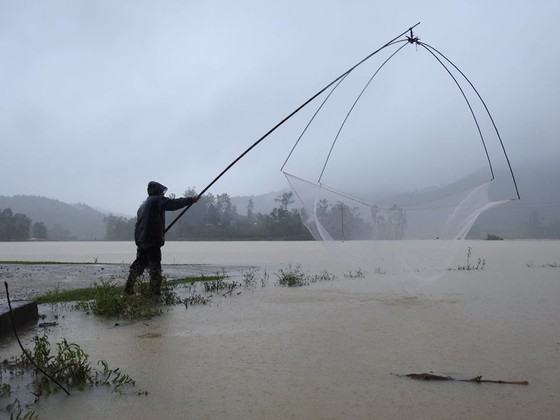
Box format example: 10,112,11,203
1,1,559,215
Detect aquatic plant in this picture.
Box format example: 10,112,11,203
449,247,486,271
275,265,309,287
525,260,560,268
1,333,136,418
486,234,503,240
344,268,367,278
35,273,232,319
185,293,212,307
241,268,258,289
275,265,336,287
73,278,167,319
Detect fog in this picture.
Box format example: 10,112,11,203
1,1,559,215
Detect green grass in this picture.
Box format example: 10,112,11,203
33,274,225,304
166,274,227,286
34,287,100,304
0,261,97,265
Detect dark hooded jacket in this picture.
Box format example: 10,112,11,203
134,181,196,248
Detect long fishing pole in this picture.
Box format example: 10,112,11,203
165,22,421,233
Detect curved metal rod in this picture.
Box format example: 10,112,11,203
417,42,495,180
318,39,408,183
418,41,520,200
279,73,350,172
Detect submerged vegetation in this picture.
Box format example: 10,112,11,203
525,259,560,268
449,247,486,271
2,263,349,417
32,265,339,319
34,272,236,319
1,334,137,418
274,264,336,287
1,263,342,417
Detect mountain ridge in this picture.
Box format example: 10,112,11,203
1,158,559,240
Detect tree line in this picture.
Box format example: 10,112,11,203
104,190,314,241
104,190,408,241
0,208,47,240
4,193,560,241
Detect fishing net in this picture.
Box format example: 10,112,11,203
281,34,519,290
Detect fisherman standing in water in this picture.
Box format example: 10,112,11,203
125,181,199,295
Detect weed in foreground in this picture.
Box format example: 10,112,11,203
35,272,246,318
69,274,190,319
1,334,136,418
73,278,164,319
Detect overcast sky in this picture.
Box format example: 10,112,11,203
1,1,559,215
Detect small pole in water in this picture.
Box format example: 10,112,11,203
341,203,344,242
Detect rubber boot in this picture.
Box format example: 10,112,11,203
149,272,162,296
124,275,136,295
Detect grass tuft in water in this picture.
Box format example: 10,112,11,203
34,272,237,319
274,265,336,287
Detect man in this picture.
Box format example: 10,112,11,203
125,181,199,295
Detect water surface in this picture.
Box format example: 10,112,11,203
1,241,559,419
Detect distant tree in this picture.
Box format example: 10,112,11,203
171,188,214,239
104,214,135,240
49,223,76,241
247,198,255,222
143,189,313,241
312,200,372,240
0,208,15,240
216,193,236,230
32,222,48,239
0,208,31,240
253,192,311,240
275,191,294,211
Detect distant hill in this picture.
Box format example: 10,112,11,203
0,195,106,240
467,158,560,239
1,158,558,240
232,158,560,240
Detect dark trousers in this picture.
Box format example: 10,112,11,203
126,246,163,294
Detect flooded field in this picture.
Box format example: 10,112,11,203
1,240,560,419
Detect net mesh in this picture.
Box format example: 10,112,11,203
285,172,507,289
281,39,518,290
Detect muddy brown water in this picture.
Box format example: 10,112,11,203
1,241,559,419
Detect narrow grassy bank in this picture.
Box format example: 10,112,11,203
33,274,226,304
0,261,99,265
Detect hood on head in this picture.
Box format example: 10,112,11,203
147,181,168,196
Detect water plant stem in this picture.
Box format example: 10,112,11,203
3,281,71,395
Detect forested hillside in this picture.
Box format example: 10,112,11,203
467,158,560,239
0,195,106,240
1,158,559,241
